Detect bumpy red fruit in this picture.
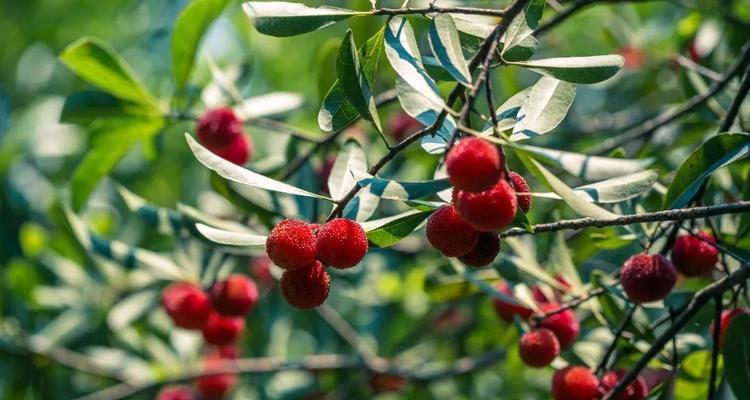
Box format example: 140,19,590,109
538,303,580,348
446,137,503,192
197,108,243,148
712,308,750,348
492,281,534,322
426,205,480,257
211,132,251,165
201,312,245,346
600,370,648,400
266,219,317,270
520,328,561,368
671,232,718,277
454,179,517,232
196,359,236,399
509,171,532,213
210,274,259,316
620,253,677,303
552,366,601,400
280,261,330,309
162,282,212,330
316,218,368,269
458,233,500,267
157,386,195,400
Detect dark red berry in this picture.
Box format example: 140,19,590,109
620,253,676,303
446,137,503,193
425,205,480,257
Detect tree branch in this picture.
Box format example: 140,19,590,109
372,6,505,17
718,67,750,132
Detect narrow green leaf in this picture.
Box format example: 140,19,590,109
501,8,539,62
508,55,625,84
107,289,158,330
328,139,367,201
534,170,658,203
511,76,575,140
723,313,750,397
337,30,382,132
518,144,654,181
366,209,434,247
243,1,361,37
428,14,471,85
395,76,455,154
482,87,531,133
195,223,267,246
61,91,156,125
356,174,452,201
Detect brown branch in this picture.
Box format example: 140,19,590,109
372,6,505,17
718,67,750,132
531,287,607,322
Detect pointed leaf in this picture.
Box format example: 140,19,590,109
328,139,367,201
534,170,658,203
395,76,455,154
366,209,434,247
337,30,382,132
195,223,267,246
356,174,452,201
242,2,361,37
519,144,654,181
235,92,304,119
428,14,471,85
508,55,625,84
108,289,159,330
511,77,575,140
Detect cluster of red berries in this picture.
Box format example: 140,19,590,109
266,217,368,309
197,108,252,165
426,137,531,267
552,366,648,400
157,346,239,400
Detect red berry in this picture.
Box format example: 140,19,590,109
532,276,572,304
520,328,561,368
711,308,750,349
620,253,676,303
538,303,580,349
162,282,212,330
316,218,368,269
280,261,330,309
600,370,648,400
425,205,480,257
266,219,317,270
214,344,239,359
157,386,195,400
197,108,243,148
201,312,245,346
210,274,259,316
619,46,646,70
210,132,251,165
389,113,422,142
458,233,500,267
552,366,600,400
196,359,236,400
454,179,517,232
671,232,718,277
370,373,407,393
509,171,532,213
446,137,503,192
492,281,534,322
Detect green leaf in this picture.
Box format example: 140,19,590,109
482,87,531,133
328,139,367,201
535,170,658,203
195,223,267,246
366,209,434,247
665,132,750,209
428,14,471,86
337,30,382,133
501,8,539,62
61,91,156,125
395,76,455,154
172,0,230,95
723,313,750,398
242,1,361,37
511,76,575,140
518,144,654,181
107,289,158,330
59,37,159,109
356,175,452,201
508,55,625,84
210,172,279,224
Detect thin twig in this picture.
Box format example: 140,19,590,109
718,68,750,132
372,5,505,17
532,287,607,322
596,305,637,374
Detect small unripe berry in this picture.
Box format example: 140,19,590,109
711,308,750,349
210,274,259,316
538,303,580,348
162,282,212,330
519,328,560,368
671,231,718,277
211,133,251,165
492,281,534,322
620,253,676,303
280,261,330,309
600,370,648,400
266,219,317,270
201,312,245,346
454,179,517,232
157,386,195,400
458,233,500,267
446,137,503,192
316,218,368,269
509,171,532,213
389,113,422,142
196,359,236,400
426,205,480,257
552,366,600,400
197,108,243,148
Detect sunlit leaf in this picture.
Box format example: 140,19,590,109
508,55,625,84
366,209,434,247
328,139,367,201
534,170,658,203
428,14,471,85
337,30,382,132
518,144,654,181
242,2,362,37
195,223,267,246
511,76,575,140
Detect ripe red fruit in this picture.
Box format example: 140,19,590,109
162,282,212,330
370,373,407,393
426,205,480,257
519,328,561,368
538,303,580,348
446,137,503,192
619,46,646,70
196,358,237,400
600,370,648,400
197,108,243,148
157,386,195,400
280,261,330,309
201,312,245,346
492,281,534,322
316,218,368,269
620,253,677,303
210,274,259,316
509,171,532,213
458,233,500,267
454,179,517,232
671,231,718,277
210,133,251,165
266,219,317,270
711,308,750,348
389,113,422,142
552,366,601,400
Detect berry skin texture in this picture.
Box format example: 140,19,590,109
552,366,601,400
600,370,648,400
211,133,251,166
157,386,195,400
266,219,317,270
671,232,718,277
210,274,259,317
197,108,243,148
446,137,503,193
620,253,677,303
426,205,480,257
454,179,518,232
201,312,245,346
280,261,331,309
519,328,561,368
538,303,580,349
458,233,500,267
492,281,534,322
162,282,212,330
509,171,532,213
316,218,368,269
